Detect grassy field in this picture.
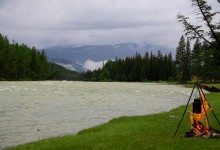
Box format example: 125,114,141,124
6,84,220,150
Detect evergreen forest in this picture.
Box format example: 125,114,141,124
1,33,220,83
0,34,80,81
82,51,175,82
83,35,220,83
83,0,220,83
0,0,219,83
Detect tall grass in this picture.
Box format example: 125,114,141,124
7,86,220,150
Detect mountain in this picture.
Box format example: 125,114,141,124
45,43,174,72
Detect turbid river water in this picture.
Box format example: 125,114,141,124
0,81,192,149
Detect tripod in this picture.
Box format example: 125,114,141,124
173,82,220,138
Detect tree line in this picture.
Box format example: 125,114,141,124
176,0,220,83
83,0,220,83
1,31,219,82
83,35,220,83
0,34,49,80
0,34,80,81
0,0,218,82
176,35,219,83
82,51,176,82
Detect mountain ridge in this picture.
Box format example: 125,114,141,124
45,43,174,72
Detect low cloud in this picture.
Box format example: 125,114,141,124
56,63,76,71
0,0,218,49
83,59,107,71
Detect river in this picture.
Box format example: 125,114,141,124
0,81,191,149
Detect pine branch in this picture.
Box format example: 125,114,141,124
177,14,214,46
193,0,220,45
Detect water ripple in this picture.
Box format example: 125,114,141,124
0,81,191,149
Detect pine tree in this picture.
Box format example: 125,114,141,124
190,39,202,82
142,52,150,81
177,0,220,65
176,36,191,83
200,42,218,82
30,47,40,80
185,38,191,80
167,52,174,80
157,50,164,80
39,50,48,79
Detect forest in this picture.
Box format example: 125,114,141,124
0,32,220,83
0,0,219,82
83,35,220,83
83,0,220,83
0,34,80,81
82,51,174,82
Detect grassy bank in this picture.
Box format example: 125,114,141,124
7,86,220,150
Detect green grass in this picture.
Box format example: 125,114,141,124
6,86,220,150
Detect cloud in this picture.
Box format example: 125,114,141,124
83,59,107,71
0,0,185,30
56,63,76,71
0,0,218,49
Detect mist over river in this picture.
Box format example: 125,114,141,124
0,81,191,149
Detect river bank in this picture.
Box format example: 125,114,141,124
6,89,220,150
0,81,192,149
2,83,220,149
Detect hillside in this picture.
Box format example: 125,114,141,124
0,33,81,81
48,62,82,81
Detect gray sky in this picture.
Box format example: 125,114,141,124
0,0,219,49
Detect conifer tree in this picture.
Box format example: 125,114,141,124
176,36,191,83
177,0,220,65
190,39,202,82
185,38,191,80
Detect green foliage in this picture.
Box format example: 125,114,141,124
176,35,220,83
0,34,49,80
190,39,220,82
48,62,81,80
177,0,220,65
83,51,176,82
175,36,191,83
176,0,220,82
0,33,81,81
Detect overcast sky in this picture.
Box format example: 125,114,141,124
0,0,219,49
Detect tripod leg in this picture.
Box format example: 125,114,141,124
173,83,196,138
